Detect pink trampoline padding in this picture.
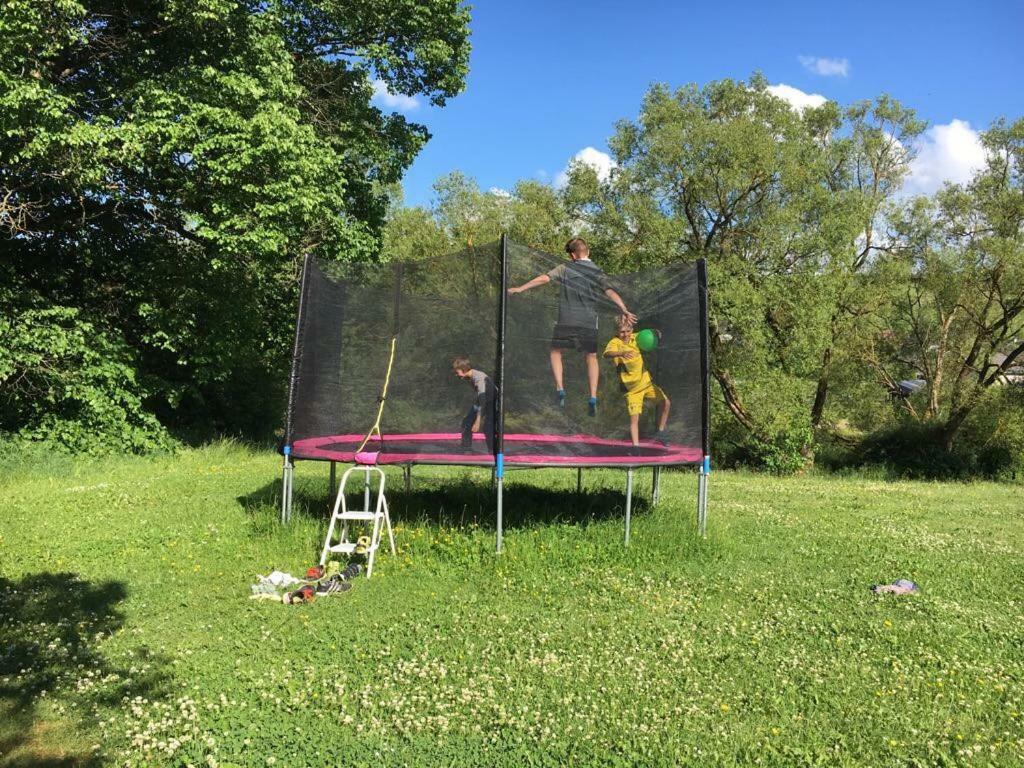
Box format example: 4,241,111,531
290,433,702,467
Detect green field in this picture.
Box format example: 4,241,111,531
2,444,1023,766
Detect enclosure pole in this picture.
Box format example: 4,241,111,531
280,254,313,525
494,234,509,554
576,467,583,494
625,468,634,547
329,461,337,499
696,259,711,540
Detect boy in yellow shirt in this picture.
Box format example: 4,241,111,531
603,314,671,446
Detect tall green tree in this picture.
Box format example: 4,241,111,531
869,118,1024,451
0,0,470,445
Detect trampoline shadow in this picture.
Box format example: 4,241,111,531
237,472,650,533
391,479,648,530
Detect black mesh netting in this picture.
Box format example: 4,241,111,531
285,239,707,466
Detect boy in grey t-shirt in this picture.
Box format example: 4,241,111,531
507,237,635,415
452,356,495,452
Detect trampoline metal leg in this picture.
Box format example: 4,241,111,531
329,461,336,500
625,468,634,547
363,471,371,517
651,466,661,506
404,464,411,493
496,476,504,554
281,455,293,524
697,464,709,537
577,467,582,494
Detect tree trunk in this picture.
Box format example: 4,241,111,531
810,347,833,427
711,366,758,433
941,406,972,453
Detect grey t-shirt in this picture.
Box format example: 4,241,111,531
468,369,489,396
547,260,612,329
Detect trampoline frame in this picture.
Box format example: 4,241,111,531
279,235,712,549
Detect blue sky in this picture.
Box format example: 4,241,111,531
374,0,1024,208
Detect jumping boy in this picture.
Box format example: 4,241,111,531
507,237,635,415
452,356,495,453
603,314,671,446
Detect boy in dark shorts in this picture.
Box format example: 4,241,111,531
452,356,495,452
507,237,635,415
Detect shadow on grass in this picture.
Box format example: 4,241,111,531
0,574,168,767
238,469,650,532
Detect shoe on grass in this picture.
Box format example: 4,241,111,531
354,535,372,555
316,575,353,595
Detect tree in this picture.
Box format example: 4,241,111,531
870,118,1024,451
0,0,471,445
563,75,915,463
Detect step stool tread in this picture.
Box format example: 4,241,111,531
336,511,383,521
326,542,380,555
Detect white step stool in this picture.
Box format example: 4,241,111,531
319,464,395,579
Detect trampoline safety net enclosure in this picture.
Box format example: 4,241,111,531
281,236,711,543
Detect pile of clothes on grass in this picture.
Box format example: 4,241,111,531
251,537,371,605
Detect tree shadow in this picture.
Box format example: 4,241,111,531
237,468,650,532
0,573,168,767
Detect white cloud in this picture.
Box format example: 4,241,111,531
766,83,828,112
370,79,419,111
488,187,513,199
798,55,850,77
903,119,986,195
555,146,616,188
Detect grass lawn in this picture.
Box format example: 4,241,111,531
2,443,1023,766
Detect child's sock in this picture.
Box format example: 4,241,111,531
556,389,566,408
588,396,598,417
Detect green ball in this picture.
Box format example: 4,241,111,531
636,328,658,352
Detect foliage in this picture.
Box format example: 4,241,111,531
834,387,1024,480
866,118,1024,450
0,302,171,453
738,425,814,475
0,0,471,441
2,445,1023,764
561,76,923,454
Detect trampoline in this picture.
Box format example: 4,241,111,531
279,235,711,550
291,433,703,467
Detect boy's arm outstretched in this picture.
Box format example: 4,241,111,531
603,347,636,361
604,287,637,323
507,273,550,295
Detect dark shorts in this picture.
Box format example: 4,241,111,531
551,323,598,354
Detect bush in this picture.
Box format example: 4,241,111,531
0,306,172,455
713,417,812,475
742,426,814,475
823,389,1024,481
959,387,1024,481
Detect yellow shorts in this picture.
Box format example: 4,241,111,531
625,384,667,416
